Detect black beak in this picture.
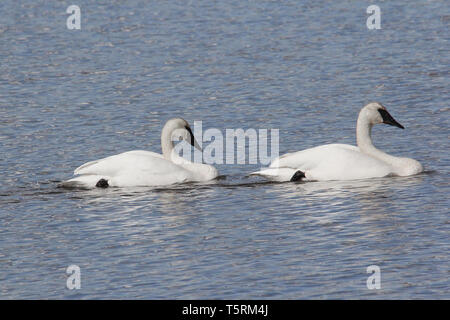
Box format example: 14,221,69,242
185,126,196,147
378,109,404,129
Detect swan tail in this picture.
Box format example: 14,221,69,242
250,167,299,182
60,175,110,189
74,160,101,175
290,170,306,182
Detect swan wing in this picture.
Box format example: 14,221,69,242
74,150,164,176
265,144,392,181
69,150,195,187
270,144,358,170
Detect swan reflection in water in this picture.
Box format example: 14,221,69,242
261,173,426,234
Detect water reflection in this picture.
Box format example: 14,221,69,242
1,0,447,298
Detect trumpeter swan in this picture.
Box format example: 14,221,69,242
63,118,218,188
251,102,423,182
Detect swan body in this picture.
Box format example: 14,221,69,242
64,118,218,188
252,102,423,182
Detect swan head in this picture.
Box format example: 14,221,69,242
161,118,202,159
361,102,404,129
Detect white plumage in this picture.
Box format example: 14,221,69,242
251,102,423,182
63,118,218,188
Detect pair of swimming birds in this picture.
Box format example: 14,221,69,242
64,102,423,188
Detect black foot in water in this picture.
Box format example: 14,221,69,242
290,170,305,182
96,179,109,188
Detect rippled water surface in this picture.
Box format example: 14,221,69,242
0,0,449,299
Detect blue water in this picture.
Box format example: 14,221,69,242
0,0,449,299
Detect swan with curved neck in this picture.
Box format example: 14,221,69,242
356,103,422,177
63,118,218,188
251,102,423,182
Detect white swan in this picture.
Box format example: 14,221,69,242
251,102,423,182
63,118,218,188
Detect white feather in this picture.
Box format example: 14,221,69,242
251,103,423,182
63,119,218,188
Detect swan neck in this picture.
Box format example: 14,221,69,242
356,116,375,150
356,115,399,165
161,127,175,160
